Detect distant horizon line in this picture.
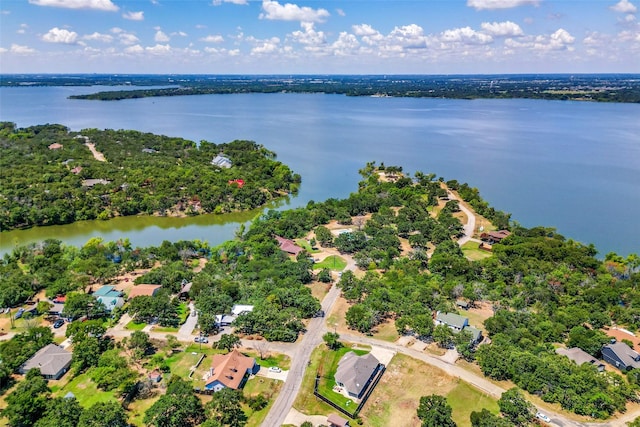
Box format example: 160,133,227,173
2,72,639,77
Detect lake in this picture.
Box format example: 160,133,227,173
1,85,639,257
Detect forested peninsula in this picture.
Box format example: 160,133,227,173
3,74,639,103
0,123,300,231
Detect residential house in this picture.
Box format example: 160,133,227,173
602,341,640,371
327,414,350,427
215,314,236,327
556,347,605,372
334,352,381,399
274,235,304,256
19,344,72,380
92,286,125,312
148,369,163,383
178,280,192,300
231,305,254,316
48,143,63,150
480,230,511,244
211,154,232,169
204,349,258,392
455,299,470,310
128,284,162,300
435,312,469,332
435,312,483,344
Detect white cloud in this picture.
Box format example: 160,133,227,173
200,35,224,43
124,44,144,53
146,44,171,54
17,24,28,34
260,0,330,23
441,27,493,44
123,11,144,21
42,27,79,44
2,44,36,54
290,22,327,46
336,8,345,17
481,21,523,37
171,31,188,37
389,24,429,48
248,36,281,54
467,0,539,10
212,0,248,4
610,0,637,13
111,28,140,45
28,0,118,11
155,30,170,42
352,24,379,37
331,32,359,56
83,32,113,42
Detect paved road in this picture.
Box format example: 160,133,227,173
448,190,476,246
260,282,342,427
177,302,198,341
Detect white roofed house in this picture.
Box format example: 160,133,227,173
211,154,232,169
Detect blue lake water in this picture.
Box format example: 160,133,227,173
1,85,639,257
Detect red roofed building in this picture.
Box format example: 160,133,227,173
274,235,304,256
204,349,258,392
228,179,245,188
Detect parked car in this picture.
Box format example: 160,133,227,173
194,336,209,343
53,319,65,329
268,367,282,373
14,308,25,320
536,412,551,423
313,309,325,318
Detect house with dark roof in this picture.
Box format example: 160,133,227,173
327,413,350,427
556,347,605,372
204,349,258,392
602,341,640,371
274,235,304,256
480,230,511,244
19,344,72,380
334,352,381,399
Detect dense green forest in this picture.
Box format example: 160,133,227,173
2,74,637,103
1,162,639,423
0,123,300,231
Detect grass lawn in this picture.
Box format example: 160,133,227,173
296,239,321,254
461,241,493,261
294,344,368,416
126,320,147,331
447,381,499,427
359,353,499,427
53,374,118,408
127,394,160,426
372,320,399,343
314,255,347,271
243,377,283,427
243,350,291,370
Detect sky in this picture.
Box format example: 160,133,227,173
0,0,639,74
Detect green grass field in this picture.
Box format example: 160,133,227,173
461,241,493,261
314,255,347,271
53,374,118,408
126,320,146,331
447,381,500,426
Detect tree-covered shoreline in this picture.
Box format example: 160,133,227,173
2,74,639,103
0,123,300,231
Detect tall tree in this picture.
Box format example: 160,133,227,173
144,377,205,427
78,401,128,427
34,396,83,427
206,387,247,427
216,334,241,353
3,369,50,427
498,388,535,426
416,394,456,427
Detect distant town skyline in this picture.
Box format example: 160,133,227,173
1,0,638,74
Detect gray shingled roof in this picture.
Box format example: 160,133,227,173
436,312,468,330
604,342,640,369
334,352,379,397
20,344,72,377
557,347,603,367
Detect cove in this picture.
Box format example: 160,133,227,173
1,85,639,257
